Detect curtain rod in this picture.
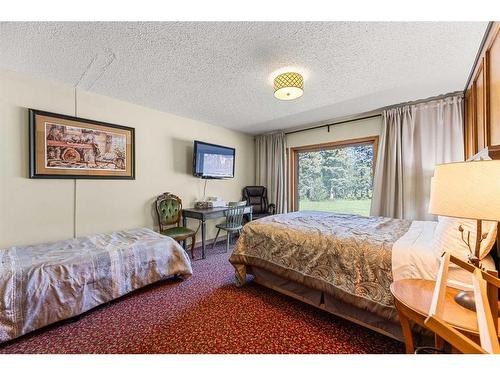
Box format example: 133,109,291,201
285,113,381,135
283,91,462,136
379,90,463,112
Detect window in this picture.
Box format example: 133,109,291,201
289,137,378,216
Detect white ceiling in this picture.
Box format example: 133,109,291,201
0,22,487,134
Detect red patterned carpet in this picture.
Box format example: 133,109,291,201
0,242,404,354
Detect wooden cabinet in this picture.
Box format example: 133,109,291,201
464,87,475,155
489,25,500,148
464,22,500,160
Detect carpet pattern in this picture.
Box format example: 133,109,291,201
0,241,404,354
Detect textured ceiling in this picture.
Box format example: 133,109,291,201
0,22,487,134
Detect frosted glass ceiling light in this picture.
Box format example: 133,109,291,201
273,72,304,100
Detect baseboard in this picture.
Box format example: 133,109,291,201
193,235,238,249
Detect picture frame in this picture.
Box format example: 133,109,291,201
29,109,135,179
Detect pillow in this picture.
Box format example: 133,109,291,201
432,216,498,261
466,147,491,161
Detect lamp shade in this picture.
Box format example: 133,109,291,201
429,160,500,221
273,72,304,100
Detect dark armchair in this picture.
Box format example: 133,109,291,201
242,186,276,220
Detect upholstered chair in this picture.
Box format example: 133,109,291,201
242,186,276,220
155,192,196,259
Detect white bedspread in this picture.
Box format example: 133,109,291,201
392,221,495,287
0,228,193,343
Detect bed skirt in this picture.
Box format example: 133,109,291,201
242,265,403,340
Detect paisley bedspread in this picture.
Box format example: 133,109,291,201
229,211,411,319
0,228,192,343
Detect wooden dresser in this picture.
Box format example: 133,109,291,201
464,22,500,160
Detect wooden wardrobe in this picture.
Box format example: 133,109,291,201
464,22,500,160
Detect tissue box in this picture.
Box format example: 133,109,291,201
212,200,226,208
194,201,213,209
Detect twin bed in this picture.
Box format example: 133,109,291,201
0,228,192,344
229,211,498,340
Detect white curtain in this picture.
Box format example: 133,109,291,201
371,95,464,220
255,131,288,214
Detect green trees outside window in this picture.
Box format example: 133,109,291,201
297,143,374,216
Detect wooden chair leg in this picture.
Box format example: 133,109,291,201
190,234,196,259
226,231,230,253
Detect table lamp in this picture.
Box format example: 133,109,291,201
429,160,500,310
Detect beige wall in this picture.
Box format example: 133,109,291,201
0,69,255,248
286,116,382,149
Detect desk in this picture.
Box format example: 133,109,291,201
391,279,500,353
182,206,253,259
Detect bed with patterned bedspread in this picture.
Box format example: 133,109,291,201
229,211,412,335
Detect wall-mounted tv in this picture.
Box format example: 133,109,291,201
193,141,235,179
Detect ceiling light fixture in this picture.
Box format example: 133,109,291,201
273,72,304,100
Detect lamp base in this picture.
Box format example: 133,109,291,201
454,291,476,311
455,291,500,313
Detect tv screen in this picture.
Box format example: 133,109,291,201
193,141,235,179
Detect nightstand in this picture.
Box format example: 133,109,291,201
390,279,500,354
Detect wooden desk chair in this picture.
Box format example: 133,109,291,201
425,252,500,354
155,192,196,259
212,201,247,253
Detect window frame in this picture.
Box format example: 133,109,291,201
288,136,379,212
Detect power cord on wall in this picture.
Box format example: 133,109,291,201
193,179,209,236
203,178,208,201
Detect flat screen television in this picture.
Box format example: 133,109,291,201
193,141,235,179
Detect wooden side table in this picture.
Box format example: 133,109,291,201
390,279,500,354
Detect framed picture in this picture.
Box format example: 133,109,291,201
29,109,135,179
